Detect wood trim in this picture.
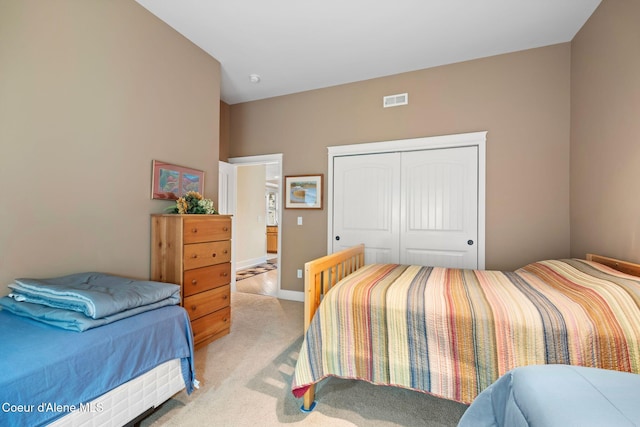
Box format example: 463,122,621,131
586,253,640,277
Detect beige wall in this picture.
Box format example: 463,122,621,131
235,164,267,267
220,101,230,162
0,0,221,294
230,44,572,292
570,0,640,262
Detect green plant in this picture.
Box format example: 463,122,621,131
166,191,218,214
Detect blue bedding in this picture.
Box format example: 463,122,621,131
7,272,179,319
458,365,640,427
0,294,180,332
0,305,196,427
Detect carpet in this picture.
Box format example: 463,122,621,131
236,262,277,281
140,292,468,426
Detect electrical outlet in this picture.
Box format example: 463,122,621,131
297,269,302,278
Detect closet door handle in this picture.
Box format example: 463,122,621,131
335,236,340,241
467,240,474,246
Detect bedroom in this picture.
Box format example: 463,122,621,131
1,0,638,425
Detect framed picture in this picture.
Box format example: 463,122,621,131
151,160,204,200
285,174,323,209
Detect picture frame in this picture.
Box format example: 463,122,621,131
284,174,323,209
151,160,205,200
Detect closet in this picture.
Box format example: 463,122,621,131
328,132,485,269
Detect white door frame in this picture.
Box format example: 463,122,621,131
227,154,293,300
218,160,237,290
327,131,487,269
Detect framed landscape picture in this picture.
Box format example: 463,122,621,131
284,174,323,209
151,160,204,200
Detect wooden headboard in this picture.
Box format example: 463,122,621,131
303,244,365,331
586,253,640,277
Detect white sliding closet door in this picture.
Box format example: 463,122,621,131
332,146,479,269
333,153,401,263
400,147,478,268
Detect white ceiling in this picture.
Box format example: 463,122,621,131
135,0,601,105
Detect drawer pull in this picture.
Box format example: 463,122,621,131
222,272,228,277
223,317,228,322
191,254,198,259
191,228,198,233
223,295,228,300
190,305,197,311
222,227,229,232
212,253,217,258
191,279,198,285
223,249,228,254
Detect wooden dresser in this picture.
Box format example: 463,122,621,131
151,214,232,348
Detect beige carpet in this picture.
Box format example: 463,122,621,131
141,292,468,426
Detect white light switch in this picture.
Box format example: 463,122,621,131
297,269,303,278
297,216,303,225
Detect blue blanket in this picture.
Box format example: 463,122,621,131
0,295,180,332
0,305,196,427
7,272,179,319
458,365,640,427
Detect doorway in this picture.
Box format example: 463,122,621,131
222,154,283,297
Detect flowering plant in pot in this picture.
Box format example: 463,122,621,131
166,191,218,214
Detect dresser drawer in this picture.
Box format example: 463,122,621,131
183,240,231,270
183,263,230,297
183,217,231,244
183,285,230,321
191,306,231,344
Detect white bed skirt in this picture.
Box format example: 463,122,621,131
48,358,185,427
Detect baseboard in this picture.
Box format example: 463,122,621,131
277,289,304,302
236,256,268,271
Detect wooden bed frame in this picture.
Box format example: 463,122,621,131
586,253,640,277
300,246,640,411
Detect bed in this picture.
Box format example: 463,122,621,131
0,272,197,427
291,244,640,412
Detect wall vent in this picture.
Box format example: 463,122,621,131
383,93,408,108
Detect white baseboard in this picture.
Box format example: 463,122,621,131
277,289,304,302
235,256,268,271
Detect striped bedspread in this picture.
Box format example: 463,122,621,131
291,259,640,404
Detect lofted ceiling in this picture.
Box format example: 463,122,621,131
136,0,601,105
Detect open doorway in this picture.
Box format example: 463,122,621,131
220,154,282,298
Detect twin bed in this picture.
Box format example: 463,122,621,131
0,272,196,426
291,244,640,421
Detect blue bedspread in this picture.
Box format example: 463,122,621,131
458,365,640,427
0,305,196,427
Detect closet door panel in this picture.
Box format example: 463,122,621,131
400,147,478,268
333,153,400,264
